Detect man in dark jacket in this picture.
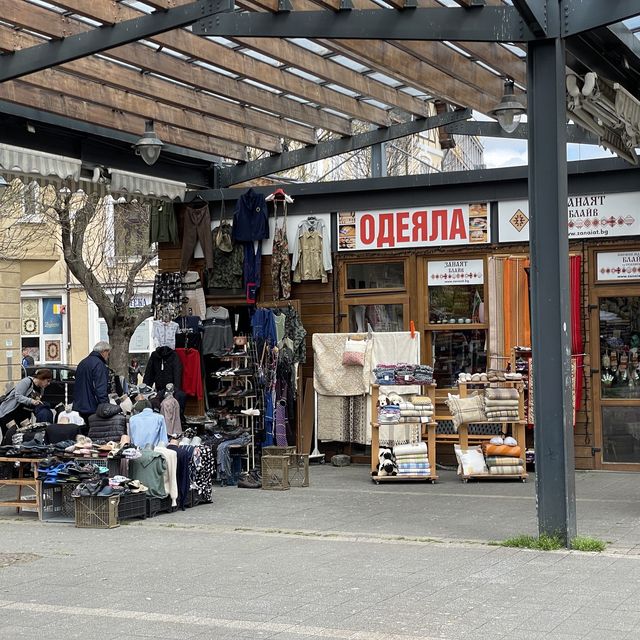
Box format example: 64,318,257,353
73,341,111,428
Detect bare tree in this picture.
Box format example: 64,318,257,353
0,178,156,376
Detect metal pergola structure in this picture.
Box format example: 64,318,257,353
2,0,640,544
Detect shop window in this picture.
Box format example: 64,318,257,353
348,303,404,333
346,262,405,291
431,329,487,388
429,285,484,324
602,406,640,464
599,296,640,400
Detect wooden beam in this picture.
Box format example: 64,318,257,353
0,81,248,160
0,26,317,145
310,0,517,108
0,0,352,135
18,67,282,153
19,0,392,125
245,0,502,112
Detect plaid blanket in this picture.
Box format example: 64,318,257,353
489,465,524,475
397,468,430,475
485,412,520,420
484,398,520,407
485,456,524,467
485,388,520,401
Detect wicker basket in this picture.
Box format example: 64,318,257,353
261,455,289,491
263,446,296,457
74,495,120,529
288,454,310,488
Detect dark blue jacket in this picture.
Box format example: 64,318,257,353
232,188,269,242
73,351,109,414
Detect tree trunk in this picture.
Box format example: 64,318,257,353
108,324,133,379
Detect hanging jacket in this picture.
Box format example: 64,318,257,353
73,351,109,415
87,414,127,442
232,188,269,242
143,346,182,392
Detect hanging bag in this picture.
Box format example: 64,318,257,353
214,197,233,253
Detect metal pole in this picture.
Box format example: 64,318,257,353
527,34,577,546
371,142,387,178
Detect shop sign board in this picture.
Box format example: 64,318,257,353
337,203,489,251
42,297,63,335
428,259,484,285
498,192,640,243
596,250,640,281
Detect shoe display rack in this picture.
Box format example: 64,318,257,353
204,340,260,471
456,379,528,483
0,456,41,516
369,383,439,484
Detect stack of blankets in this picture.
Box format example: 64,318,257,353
397,395,434,423
393,442,430,476
484,387,520,422
482,439,525,475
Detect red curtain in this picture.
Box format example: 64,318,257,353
570,255,583,414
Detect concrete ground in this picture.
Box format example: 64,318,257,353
1,464,640,639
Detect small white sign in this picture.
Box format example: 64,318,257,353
428,259,484,286
597,250,640,281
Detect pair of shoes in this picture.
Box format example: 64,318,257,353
237,471,261,489
240,408,260,417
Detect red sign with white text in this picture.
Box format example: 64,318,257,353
337,204,489,251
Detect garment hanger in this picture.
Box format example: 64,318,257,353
265,188,294,203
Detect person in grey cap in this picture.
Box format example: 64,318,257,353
73,341,111,428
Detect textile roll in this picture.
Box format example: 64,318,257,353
482,444,522,457
489,465,524,475
484,456,524,467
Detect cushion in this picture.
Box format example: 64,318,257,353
342,337,367,366
489,436,504,445
445,393,486,430
454,444,488,476
503,436,518,447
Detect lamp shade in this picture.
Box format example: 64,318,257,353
133,120,164,166
489,80,526,134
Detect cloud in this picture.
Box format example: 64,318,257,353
481,138,528,168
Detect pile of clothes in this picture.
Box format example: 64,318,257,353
393,442,430,477
483,387,520,422
373,363,434,385
482,436,524,475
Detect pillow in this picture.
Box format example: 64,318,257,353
445,393,486,430
342,338,367,366
454,444,488,476
503,436,518,447
490,436,504,445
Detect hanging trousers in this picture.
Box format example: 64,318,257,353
242,241,262,288
180,203,214,272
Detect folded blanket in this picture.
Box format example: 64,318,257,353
395,455,429,463
393,442,428,456
489,465,524,475
484,410,520,419
484,398,520,407
483,444,522,457
485,456,524,467
397,468,430,475
398,417,432,424
485,388,520,401
398,402,414,411
397,462,430,469
399,410,434,417
410,396,433,406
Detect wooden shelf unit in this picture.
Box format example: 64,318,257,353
370,383,438,483
0,457,41,515
456,380,528,482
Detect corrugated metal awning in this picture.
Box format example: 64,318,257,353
0,143,81,180
109,168,186,201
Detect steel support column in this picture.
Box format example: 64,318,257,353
371,143,387,178
527,35,577,546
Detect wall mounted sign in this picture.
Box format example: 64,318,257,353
498,192,640,243
428,259,484,285
596,250,640,281
338,203,489,251
42,297,63,335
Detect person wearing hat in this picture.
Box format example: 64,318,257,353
0,368,52,439
73,341,111,428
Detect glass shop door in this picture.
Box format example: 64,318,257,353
594,292,640,468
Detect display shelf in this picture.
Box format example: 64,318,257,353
370,383,438,484
0,457,41,515
456,379,528,482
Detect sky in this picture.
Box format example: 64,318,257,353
473,112,617,169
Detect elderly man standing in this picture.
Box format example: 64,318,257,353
73,341,111,428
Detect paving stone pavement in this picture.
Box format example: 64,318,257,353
1,464,640,639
